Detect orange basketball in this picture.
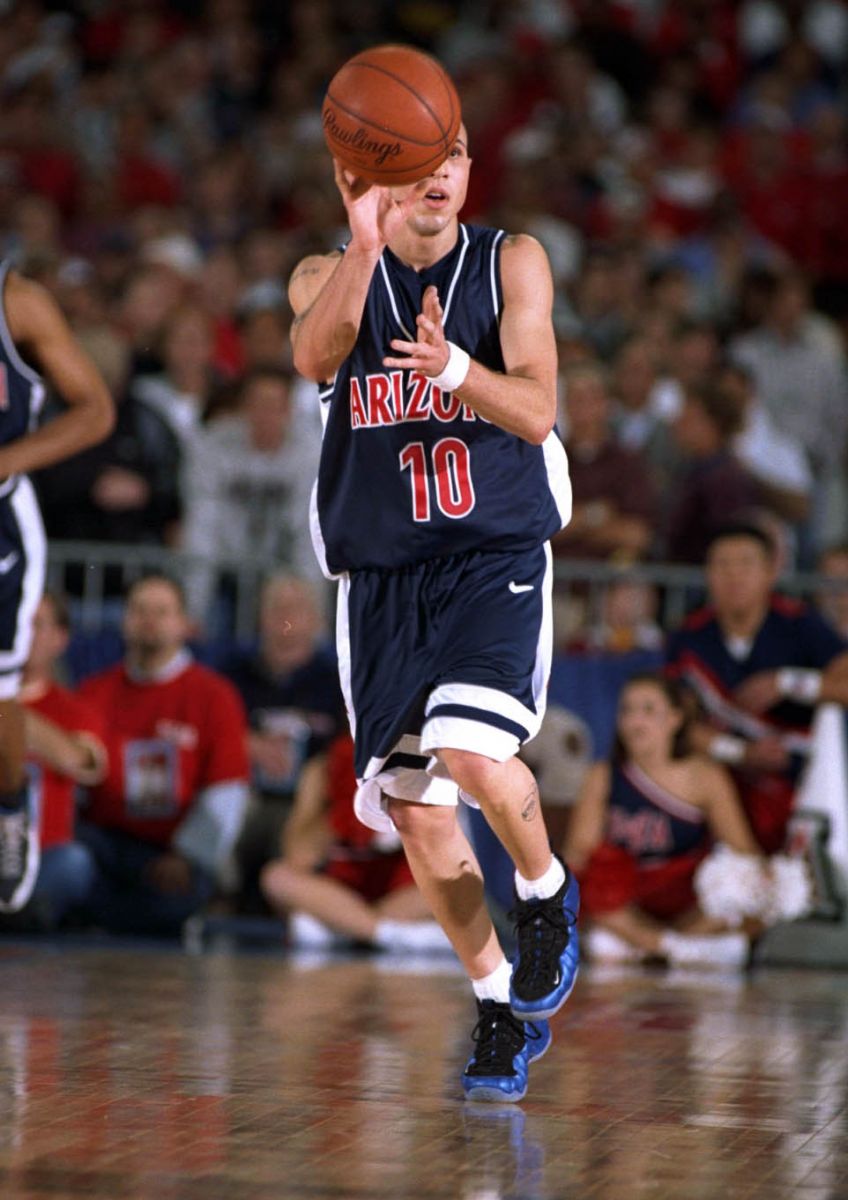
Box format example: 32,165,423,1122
322,44,462,186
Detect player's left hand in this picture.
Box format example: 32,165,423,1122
383,285,450,377
733,671,782,714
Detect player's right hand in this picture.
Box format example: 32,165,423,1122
333,159,421,251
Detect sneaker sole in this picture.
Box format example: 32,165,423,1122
509,966,579,1023
0,822,40,914
461,1027,552,1104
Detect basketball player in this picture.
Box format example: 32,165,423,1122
0,263,114,911
288,127,579,1101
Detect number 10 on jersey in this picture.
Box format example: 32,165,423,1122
399,437,476,521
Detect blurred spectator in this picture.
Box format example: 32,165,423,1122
564,673,809,968
666,523,848,853
2,594,108,932
131,302,218,448
664,381,761,563
552,362,657,562
730,270,848,483
568,579,663,655
76,574,250,935
181,365,319,627
816,545,848,639
609,336,679,483
616,367,680,535
261,733,451,953
222,573,344,911
34,374,181,552
717,359,812,527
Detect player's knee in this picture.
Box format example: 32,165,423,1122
386,797,456,850
438,748,503,801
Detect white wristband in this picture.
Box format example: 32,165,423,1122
710,734,746,765
430,341,470,393
776,668,822,704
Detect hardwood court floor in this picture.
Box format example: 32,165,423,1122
0,941,846,1200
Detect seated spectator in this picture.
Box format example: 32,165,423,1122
816,544,848,639
0,594,107,931
76,574,250,936
222,573,344,910
610,335,674,454
716,360,812,528
552,362,657,562
666,524,848,853
730,269,848,492
34,373,182,554
181,365,319,629
131,302,219,450
664,381,762,563
563,674,810,968
568,579,663,654
261,733,451,954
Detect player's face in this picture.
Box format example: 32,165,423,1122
617,683,682,759
706,537,776,618
123,580,189,659
392,129,471,237
26,598,68,678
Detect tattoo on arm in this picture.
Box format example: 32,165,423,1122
521,786,538,822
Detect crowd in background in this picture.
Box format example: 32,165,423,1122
2,0,848,941
0,1,847,623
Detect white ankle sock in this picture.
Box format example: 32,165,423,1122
515,855,566,901
471,958,512,1004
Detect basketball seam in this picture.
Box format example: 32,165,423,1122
341,60,455,141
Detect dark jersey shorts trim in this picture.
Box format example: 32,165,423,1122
424,703,529,744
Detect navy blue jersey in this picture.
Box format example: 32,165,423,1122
0,263,45,482
607,763,708,864
311,224,571,575
666,596,846,755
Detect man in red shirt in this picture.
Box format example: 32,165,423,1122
78,573,250,935
0,592,107,930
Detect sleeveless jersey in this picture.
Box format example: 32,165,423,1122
607,763,708,864
0,262,46,495
311,224,571,575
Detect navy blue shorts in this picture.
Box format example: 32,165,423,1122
0,477,45,700
336,544,552,831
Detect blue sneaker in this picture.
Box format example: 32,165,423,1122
509,864,580,1022
461,999,551,1103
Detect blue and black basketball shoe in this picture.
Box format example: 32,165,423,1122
509,862,580,1022
461,999,551,1102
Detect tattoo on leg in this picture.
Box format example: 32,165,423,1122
520,786,538,822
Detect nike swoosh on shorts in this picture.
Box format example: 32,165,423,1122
508,581,534,594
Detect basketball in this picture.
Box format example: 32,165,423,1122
322,44,462,186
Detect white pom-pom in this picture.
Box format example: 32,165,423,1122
763,855,814,923
694,845,770,927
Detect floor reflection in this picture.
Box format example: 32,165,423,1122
0,944,845,1199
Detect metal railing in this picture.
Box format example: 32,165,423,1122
45,540,841,643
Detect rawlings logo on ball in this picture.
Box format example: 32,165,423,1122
323,109,403,166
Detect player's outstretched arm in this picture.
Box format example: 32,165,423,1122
289,161,422,383
383,235,557,444
3,272,114,476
